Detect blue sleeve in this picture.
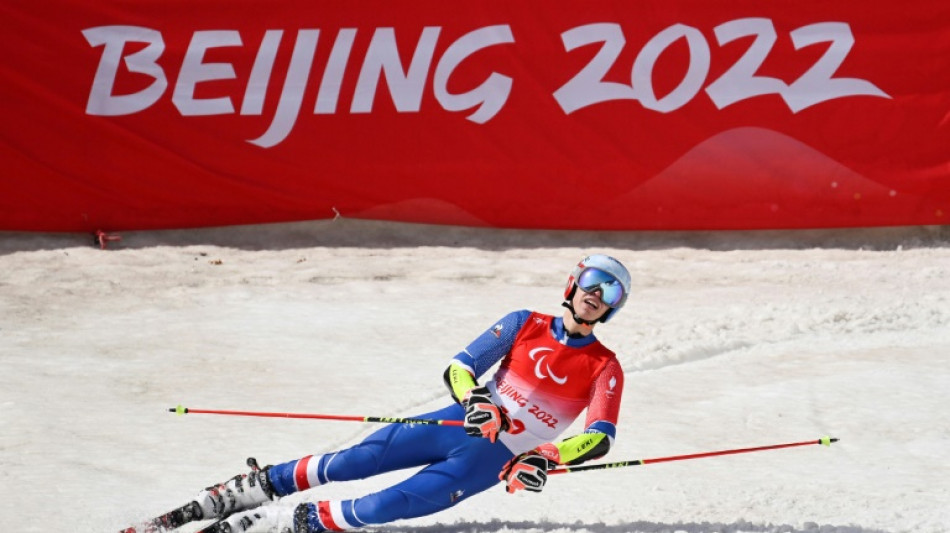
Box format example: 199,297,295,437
450,310,531,379
586,420,617,440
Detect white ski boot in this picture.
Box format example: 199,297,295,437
208,504,295,533
194,458,276,520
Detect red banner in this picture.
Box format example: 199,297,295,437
1,1,948,231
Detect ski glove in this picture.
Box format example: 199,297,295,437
462,385,510,443
499,450,553,493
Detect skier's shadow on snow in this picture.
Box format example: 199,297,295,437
377,519,890,533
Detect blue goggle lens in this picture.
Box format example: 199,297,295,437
576,268,625,308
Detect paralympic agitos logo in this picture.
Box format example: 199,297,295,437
83,19,889,148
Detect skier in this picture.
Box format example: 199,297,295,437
147,254,630,533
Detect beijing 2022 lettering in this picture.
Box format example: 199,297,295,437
84,19,889,148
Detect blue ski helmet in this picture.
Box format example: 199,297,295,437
563,254,631,323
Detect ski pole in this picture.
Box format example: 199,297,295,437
548,436,838,475
169,405,464,426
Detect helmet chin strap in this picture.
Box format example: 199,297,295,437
562,300,599,326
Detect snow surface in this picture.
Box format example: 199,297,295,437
2,220,949,533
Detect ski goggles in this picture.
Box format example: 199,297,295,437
576,267,625,308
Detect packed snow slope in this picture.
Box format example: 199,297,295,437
1,221,948,533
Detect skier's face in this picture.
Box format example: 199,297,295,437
571,284,610,322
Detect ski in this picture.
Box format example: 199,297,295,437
120,500,204,533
